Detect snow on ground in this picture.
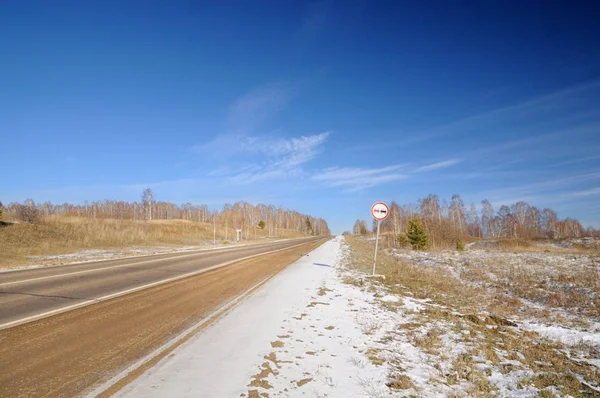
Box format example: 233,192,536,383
391,246,600,332
348,237,600,396
521,322,600,347
113,237,600,397
116,237,393,397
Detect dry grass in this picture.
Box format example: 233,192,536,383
318,286,332,296
344,236,600,397
306,301,329,308
496,238,536,250
296,378,312,387
0,216,306,267
413,328,443,355
386,374,414,390
379,236,598,319
472,238,599,255
366,348,385,366
463,253,600,319
356,313,382,335
346,236,485,314
248,361,275,389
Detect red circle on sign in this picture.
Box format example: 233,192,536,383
371,202,390,221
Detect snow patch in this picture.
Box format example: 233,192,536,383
379,294,400,303
521,322,600,347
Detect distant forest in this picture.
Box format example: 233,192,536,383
353,194,599,246
1,189,331,237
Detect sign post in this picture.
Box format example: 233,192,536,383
371,202,390,276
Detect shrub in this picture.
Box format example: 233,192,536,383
397,233,410,248
16,204,41,224
456,239,465,251
406,218,430,250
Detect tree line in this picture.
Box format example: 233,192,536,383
1,189,331,238
353,194,599,247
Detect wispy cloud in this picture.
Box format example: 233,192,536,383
471,172,600,209
227,82,294,132
312,157,464,192
436,78,600,135
565,187,600,198
550,154,600,168
414,158,462,172
353,79,600,152
192,82,296,157
459,123,600,159
312,165,407,192
226,132,331,184
189,81,330,185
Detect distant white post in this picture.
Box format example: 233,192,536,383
371,202,390,276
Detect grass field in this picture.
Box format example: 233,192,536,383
342,236,600,397
0,216,306,268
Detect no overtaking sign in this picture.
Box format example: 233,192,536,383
370,201,389,276
371,202,390,221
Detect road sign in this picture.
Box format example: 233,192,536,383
371,202,390,221
370,201,389,276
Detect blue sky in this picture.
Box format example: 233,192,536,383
1,1,600,234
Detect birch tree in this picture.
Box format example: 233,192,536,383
142,188,154,221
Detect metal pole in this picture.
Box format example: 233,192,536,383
372,219,381,275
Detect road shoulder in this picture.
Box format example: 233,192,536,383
115,236,390,397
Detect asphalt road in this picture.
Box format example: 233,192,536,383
0,237,320,329
0,238,327,397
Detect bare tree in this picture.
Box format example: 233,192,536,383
141,188,154,221
481,199,494,237
449,194,466,235
541,208,558,238
467,203,481,237
16,199,41,223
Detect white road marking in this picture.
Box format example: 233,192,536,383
0,241,310,331
0,240,302,287
0,239,290,274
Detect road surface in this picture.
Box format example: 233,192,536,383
0,237,320,329
0,237,326,397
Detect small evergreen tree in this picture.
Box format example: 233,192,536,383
397,233,410,248
456,238,465,251
258,220,266,229
406,218,430,250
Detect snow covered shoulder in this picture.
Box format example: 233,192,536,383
115,236,392,397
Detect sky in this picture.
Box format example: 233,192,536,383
1,1,600,234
